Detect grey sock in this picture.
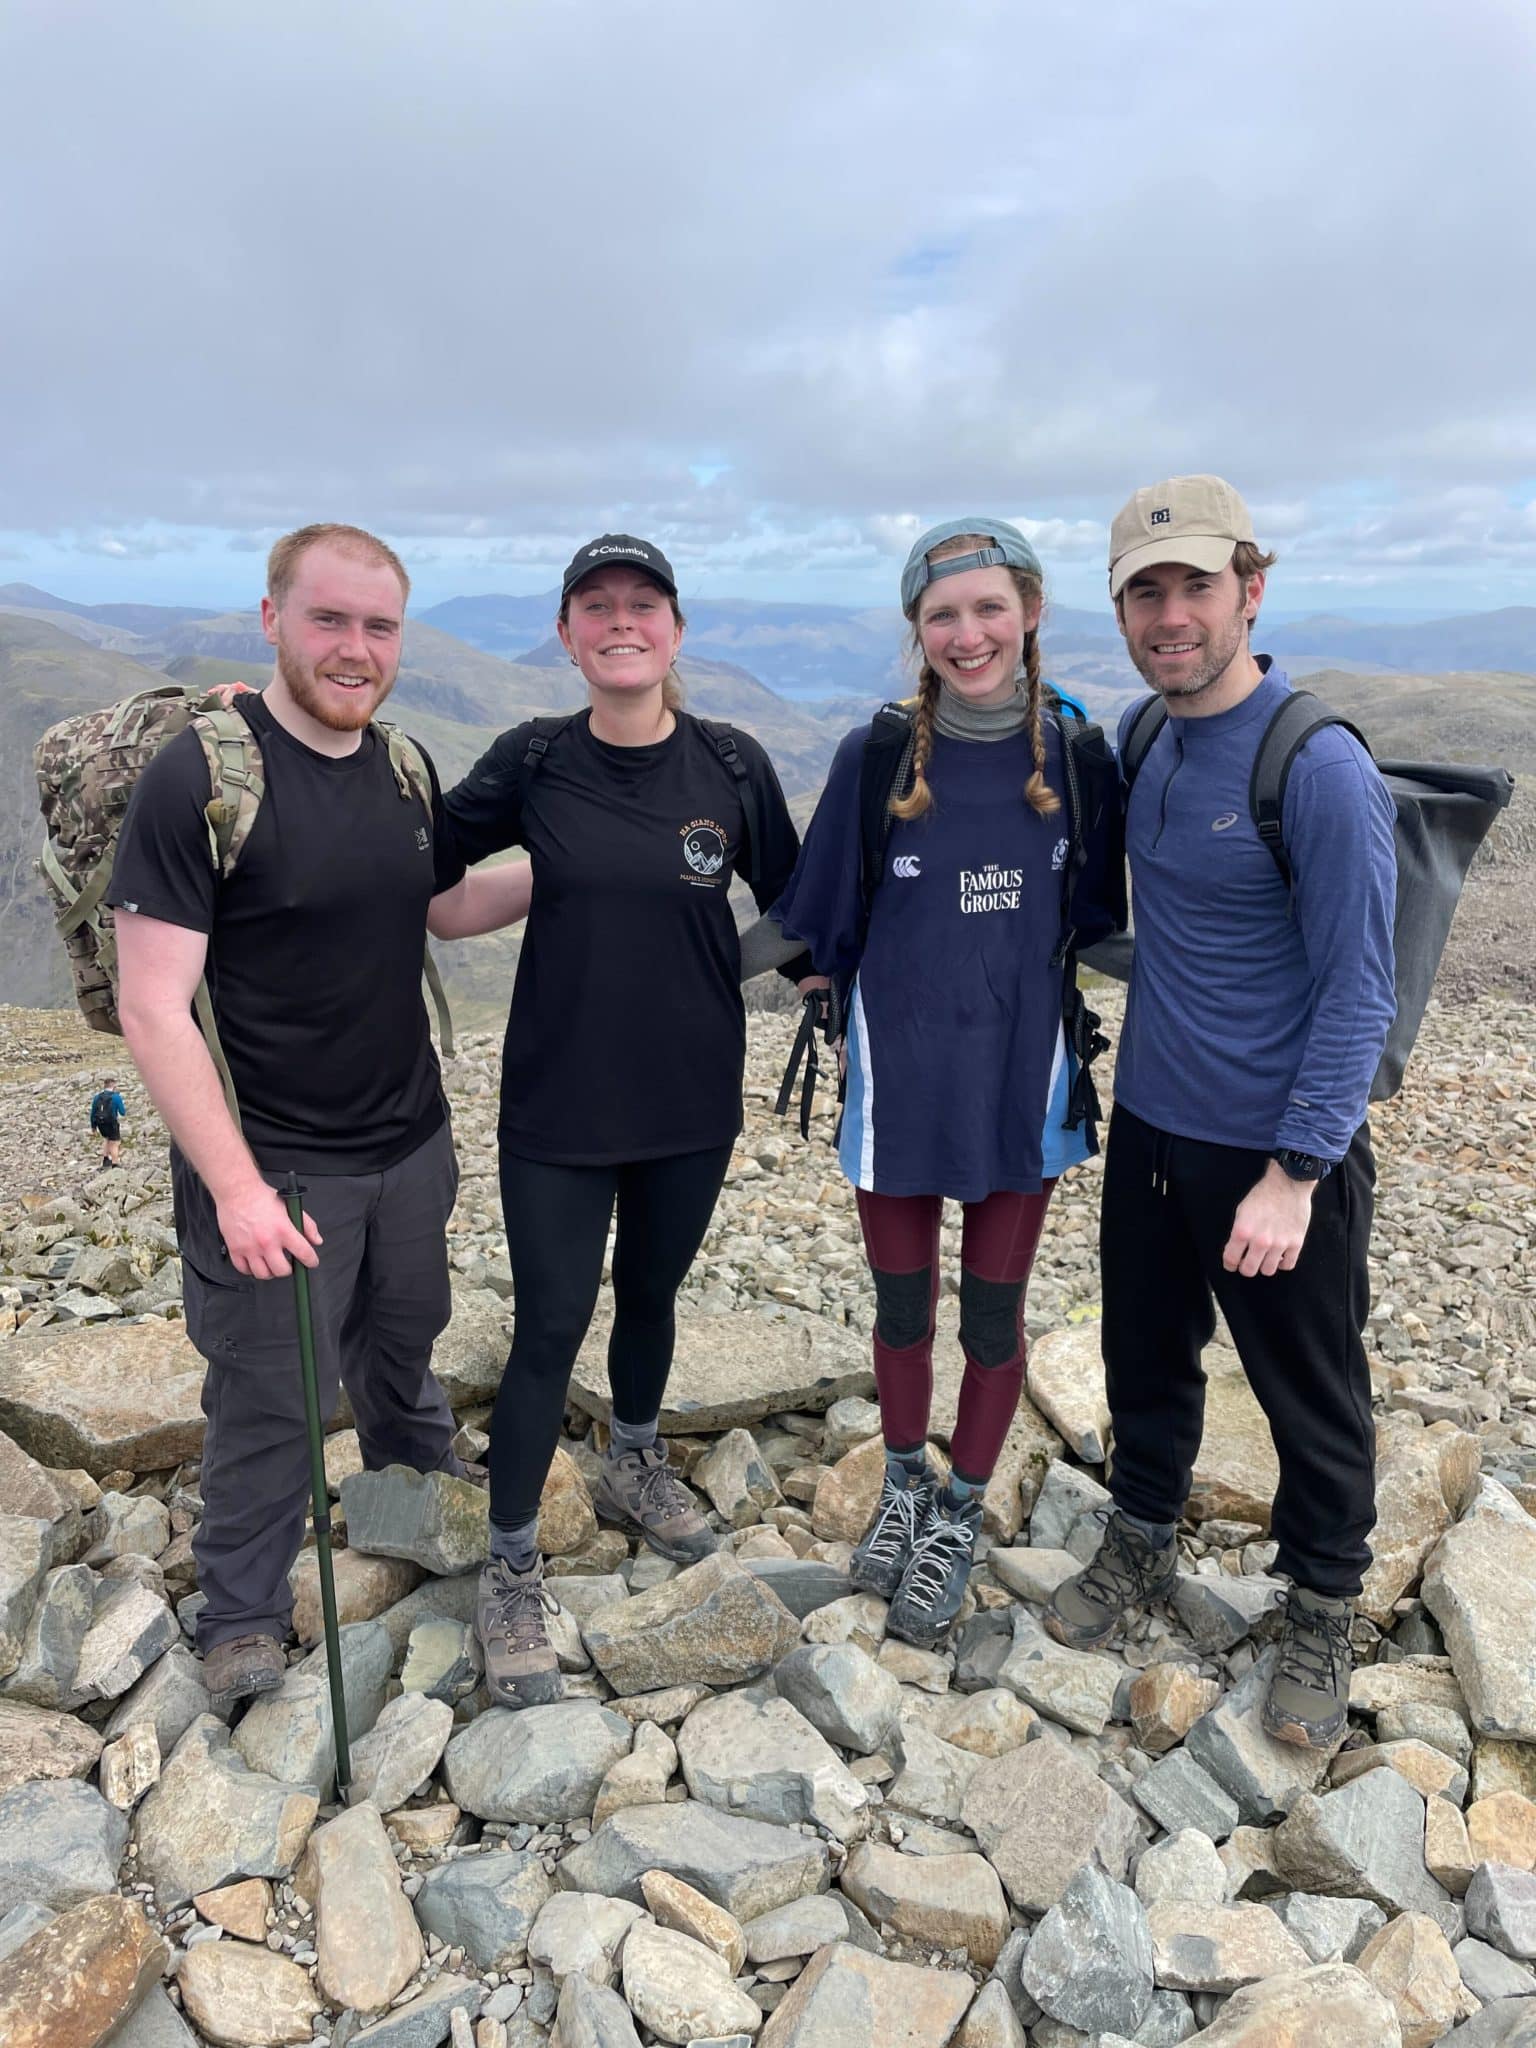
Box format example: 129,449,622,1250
489,1515,540,1574
1120,1510,1177,1548
608,1414,659,1458
885,1443,927,1487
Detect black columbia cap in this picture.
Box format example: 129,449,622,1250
560,533,678,600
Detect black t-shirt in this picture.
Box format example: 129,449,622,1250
443,710,802,1164
108,692,465,1173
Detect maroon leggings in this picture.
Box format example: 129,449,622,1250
855,1185,1055,1484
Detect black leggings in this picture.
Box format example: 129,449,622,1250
491,1143,735,1527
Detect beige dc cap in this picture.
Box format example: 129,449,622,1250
1108,474,1256,599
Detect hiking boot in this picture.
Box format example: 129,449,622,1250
850,1464,938,1599
476,1556,565,1710
887,1492,984,1648
1044,1510,1179,1650
1263,1587,1355,1748
203,1633,287,1713
593,1443,718,1564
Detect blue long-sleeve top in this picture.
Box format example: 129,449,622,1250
1115,664,1396,1162
774,707,1121,1199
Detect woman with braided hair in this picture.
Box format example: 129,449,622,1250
773,518,1123,1645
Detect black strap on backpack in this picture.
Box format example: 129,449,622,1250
773,989,831,1140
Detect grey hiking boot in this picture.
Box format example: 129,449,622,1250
850,1465,938,1599
476,1556,565,1710
1044,1510,1179,1650
1263,1587,1355,1748
887,1493,984,1648
593,1443,718,1565
203,1633,287,1713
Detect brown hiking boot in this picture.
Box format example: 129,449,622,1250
593,1444,718,1564
1262,1588,1355,1749
1044,1511,1179,1650
203,1633,287,1712
476,1556,565,1710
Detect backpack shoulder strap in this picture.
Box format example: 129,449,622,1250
858,700,918,924
188,706,265,878
1044,682,1088,728
699,719,765,889
1118,693,1168,793
515,714,576,812
1249,692,1371,890
375,722,435,812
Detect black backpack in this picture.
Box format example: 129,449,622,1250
513,712,766,887
850,687,1126,1131
1088,689,1514,1100
89,1089,116,1131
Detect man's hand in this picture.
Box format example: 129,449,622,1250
1222,1160,1317,1278
215,1180,322,1280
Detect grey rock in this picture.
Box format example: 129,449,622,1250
103,1643,212,1755
841,1839,1011,1966
526,1890,643,1987
1274,1766,1450,1916
773,1642,901,1754
0,1516,53,1678
1132,1829,1229,1909
0,1901,53,1964
1021,1860,1154,2036
107,1985,201,2048
988,1546,1080,1606
65,1578,178,1705
232,1618,392,1798
821,1396,881,1462
1422,1479,1536,1742
1442,1999,1536,2048
1376,1701,1473,1769
1145,1901,1311,1993
1270,1891,1386,1963
996,1611,1122,1736
1131,1748,1240,1842
414,1847,553,1970
340,1465,489,1575
884,1721,980,1826
1170,1573,1284,1655
133,1714,318,1908
1028,1462,1113,1554
743,1557,854,1620
582,1551,801,1696
741,1892,850,1963
543,1574,628,1624
1455,1934,1536,2002
553,1971,643,2048
753,1939,974,2042
1467,1862,1536,1960
1133,1988,1201,2044
694,1426,784,1527
556,1799,830,1921
0,1562,96,1706
677,1688,871,1841
350,1692,453,1810
954,1609,1014,1694
81,1491,170,1565
962,1732,1140,1914
1184,1646,1339,1824
350,1972,485,2046
0,1778,128,1915
988,1924,1043,2027
953,1978,1029,2047
442,1698,632,1823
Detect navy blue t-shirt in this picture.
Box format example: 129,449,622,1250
777,719,1094,1199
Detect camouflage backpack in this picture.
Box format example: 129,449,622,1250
35,685,454,1126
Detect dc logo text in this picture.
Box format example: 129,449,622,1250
1150,507,1171,526
892,855,921,879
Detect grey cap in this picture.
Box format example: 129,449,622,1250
900,517,1043,615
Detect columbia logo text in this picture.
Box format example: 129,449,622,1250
892,855,921,879
588,544,648,561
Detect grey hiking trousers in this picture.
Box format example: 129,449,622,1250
174,1119,463,1652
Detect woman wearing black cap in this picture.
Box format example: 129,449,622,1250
441,535,817,1708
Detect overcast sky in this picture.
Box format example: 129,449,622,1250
2,0,1532,617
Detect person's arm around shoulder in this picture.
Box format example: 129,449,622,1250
769,725,870,984
115,915,320,1279
731,730,822,990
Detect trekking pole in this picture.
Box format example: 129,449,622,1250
283,1172,351,1801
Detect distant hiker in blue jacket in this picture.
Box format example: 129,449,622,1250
775,520,1124,1647
1045,476,1397,1751
89,1077,127,1167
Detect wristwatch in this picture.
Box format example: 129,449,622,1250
1271,1148,1332,1182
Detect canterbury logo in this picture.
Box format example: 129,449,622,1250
892,855,921,879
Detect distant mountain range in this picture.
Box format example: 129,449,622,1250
2,577,1532,1016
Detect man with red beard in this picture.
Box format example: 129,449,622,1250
110,524,525,1709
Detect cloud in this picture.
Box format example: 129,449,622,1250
0,0,1532,607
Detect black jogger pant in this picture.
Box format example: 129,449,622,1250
492,1143,735,1528
178,1120,463,1651
1099,1104,1377,1598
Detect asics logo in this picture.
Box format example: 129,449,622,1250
892,855,921,879
1211,812,1239,832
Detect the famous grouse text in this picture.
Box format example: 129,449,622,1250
959,864,1023,914
680,818,728,885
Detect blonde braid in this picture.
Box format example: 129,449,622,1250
1022,631,1061,817
888,665,941,821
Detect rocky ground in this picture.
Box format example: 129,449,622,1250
0,986,1534,2046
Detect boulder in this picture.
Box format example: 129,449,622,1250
553,1971,644,2048
1129,1663,1222,1756
0,1892,167,2048
961,1733,1140,1913
996,1611,1122,1735
1183,1343,1281,1528
0,1320,207,1476
841,1840,1011,1966
175,1941,322,2047
621,1918,764,2041
348,1973,484,2046
741,1894,850,1965
1026,1325,1111,1463
529,1888,643,1986
1269,1892,1386,1964
104,1644,212,1758
233,1619,392,1801
583,1552,801,1695
1356,1909,1478,2047
1274,1767,1449,1916
416,1848,553,1972
557,1799,830,1921
757,1940,974,2046
640,1868,744,1973
1422,1478,1536,1741
1021,1861,1154,2037
885,1722,981,1826
0,1561,96,1707
289,1549,420,1644
676,1688,870,1842
592,1720,676,1826
340,1466,489,1575
1466,1861,1536,1959
1184,1646,1340,1824
773,1642,901,1754
100,1719,161,1810
66,1579,179,1705
695,1427,784,1527
741,1557,854,1620
0,1696,103,1795
0,1516,53,1678
1359,1418,1481,1629
1145,1901,1311,1992
194,1877,273,1941
1133,1828,1229,1909
133,1716,318,1909
538,1446,599,1558
571,1298,874,1435
1177,1962,1402,2047
349,1693,454,1812
295,1800,422,2012
1132,1748,1241,1842
443,1698,632,1823
920,1686,1039,1758
0,1777,127,1915
0,1429,77,1523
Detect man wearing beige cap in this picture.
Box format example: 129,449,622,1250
1047,476,1397,1747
